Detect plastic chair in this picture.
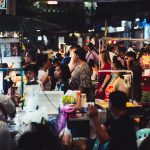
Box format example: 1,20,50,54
136,128,150,140
92,139,109,150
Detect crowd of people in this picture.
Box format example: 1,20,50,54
0,40,150,150
13,41,149,102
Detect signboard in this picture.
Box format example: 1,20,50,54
0,0,7,9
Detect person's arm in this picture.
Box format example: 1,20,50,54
88,105,110,143
40,72,49,86
99,74,111,92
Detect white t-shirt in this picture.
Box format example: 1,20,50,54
15,80,43,97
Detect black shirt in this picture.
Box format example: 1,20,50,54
130,61,142,101
105,114,137,150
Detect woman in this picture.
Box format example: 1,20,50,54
37,54,51,91
105,56,129,98
70,48,92,101
54,64,71,93
96,51,111,99
68,44,81,73
0,121,11,150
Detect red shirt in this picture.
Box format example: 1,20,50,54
98,63,111,86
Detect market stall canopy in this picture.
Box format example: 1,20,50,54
0,15,63,33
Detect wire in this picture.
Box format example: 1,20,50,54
39,84,59,110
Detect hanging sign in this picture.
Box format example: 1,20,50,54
0,0,7,9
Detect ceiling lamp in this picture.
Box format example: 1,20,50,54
47,1,58,5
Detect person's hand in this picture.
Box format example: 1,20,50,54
88,105,98,123
95,87,103,94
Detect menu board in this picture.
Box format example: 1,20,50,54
0,38,20,57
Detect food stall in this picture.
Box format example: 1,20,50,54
99,37,150,102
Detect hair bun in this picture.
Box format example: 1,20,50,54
113,56,118,63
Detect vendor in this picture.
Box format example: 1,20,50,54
105,56,129,98
0,94,16,122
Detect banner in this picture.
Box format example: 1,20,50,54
0,0,7,9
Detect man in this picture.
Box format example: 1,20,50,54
83,43,99,64
0,121,11,150
68,44,81,73
88,91,137,150
0,94,16,122
125,51,142,102
70,48,92,101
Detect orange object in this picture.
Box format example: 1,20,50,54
134,118,140,123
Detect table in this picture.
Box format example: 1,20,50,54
95,99,144,118
67,113,90,138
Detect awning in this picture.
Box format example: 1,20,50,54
0,15,63,32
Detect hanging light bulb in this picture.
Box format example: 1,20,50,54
47,1,58,5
